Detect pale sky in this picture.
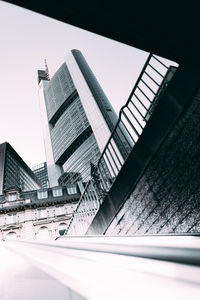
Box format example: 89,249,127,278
0,1,150,168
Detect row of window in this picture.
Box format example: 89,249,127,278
6,206,69,224
37,186,77,199
37,206,65,219
5,186,77,202
6,222,68,240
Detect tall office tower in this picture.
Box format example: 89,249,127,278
38,50,119,187
0,142,42,194
32,162,49,188
58,171,82,186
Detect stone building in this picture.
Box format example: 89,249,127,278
0,184,80,240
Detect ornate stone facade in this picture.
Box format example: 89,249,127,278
0,185,80,240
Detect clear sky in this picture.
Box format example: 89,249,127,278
0,1,151,168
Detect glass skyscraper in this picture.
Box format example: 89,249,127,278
32,162,49,188
0,142,42,194
38,50,119,187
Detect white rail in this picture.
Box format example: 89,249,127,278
1,235,200,300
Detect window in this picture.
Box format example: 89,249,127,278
52,187,63,197
7,214,17,224
58,223,67,236
67,186,77,195
37,226,50,240
55,206,65,216
37,208,47,219
37,190,48,199
7,193,18,201
6,231,17,240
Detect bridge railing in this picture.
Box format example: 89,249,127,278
66,180,100,235
66,54,177,235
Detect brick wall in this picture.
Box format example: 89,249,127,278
106,89,200,235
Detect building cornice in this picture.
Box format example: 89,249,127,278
0,223,22,231
0,197,79,214
33,215,72,226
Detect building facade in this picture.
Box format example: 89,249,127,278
38,50,120,187
0,184,80,240
32,162,49,188
0,142,42,194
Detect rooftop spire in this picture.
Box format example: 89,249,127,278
44,59,50,80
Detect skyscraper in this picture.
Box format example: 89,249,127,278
38,50,119,187
32,162,49,188
0,142,42,194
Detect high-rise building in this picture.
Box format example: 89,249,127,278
0,142,42,194
32,162,49,188
38,50,120,187
58,171,82,186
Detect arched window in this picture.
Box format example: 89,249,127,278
37,226,50,240
58,223,67,236
6,231,17,240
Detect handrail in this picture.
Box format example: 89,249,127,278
3,234,200,265
1,235,200,300
97,54,174,189
97,54,152,167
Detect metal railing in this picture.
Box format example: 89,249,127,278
66,54,177,235
66,180,100,235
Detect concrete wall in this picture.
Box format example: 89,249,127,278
106,89,200,235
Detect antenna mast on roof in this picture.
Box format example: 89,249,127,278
44,59,50,80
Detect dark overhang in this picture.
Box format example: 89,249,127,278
4,1,200,66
